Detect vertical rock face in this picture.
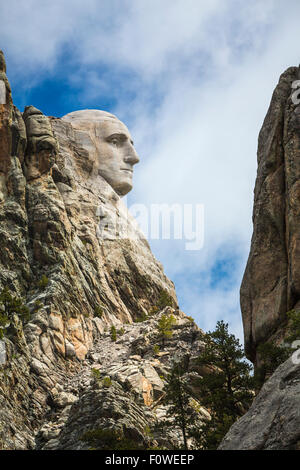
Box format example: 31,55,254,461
241,66,300,364
0,51,190,449
219,66,300,451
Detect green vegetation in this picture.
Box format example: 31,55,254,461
254,341,291,389
110,325,117,342
102,376,112,387
251,309,300,389
134,312,148,323
94,305,104,319
162,320,256,449
0,287,30,339
117,327,125,336
157,313,176,347
144,425,153,437
286,309,300,343
193,321,254,449
91,369,112,388
153,344,160,355
38,275,49,290
91,368,101,381
149,290,174,316
164,363,195,450
157,290,174,309
81,428,144,450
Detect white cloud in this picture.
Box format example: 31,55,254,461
1,0,300,340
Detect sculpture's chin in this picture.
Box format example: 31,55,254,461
115,181,133,196
98,171,133,197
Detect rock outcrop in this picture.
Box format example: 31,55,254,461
219,353,300,450
0,50,207,450
241,66,300,364
220,66,300,451
36,308,208,450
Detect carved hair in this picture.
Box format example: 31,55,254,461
62,109,119,126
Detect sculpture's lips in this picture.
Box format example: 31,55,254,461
121,168,133,174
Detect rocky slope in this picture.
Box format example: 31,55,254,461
1,304,210,450
36,308,209,450
241,65,300,364
219,353,300,450
0,50,208,450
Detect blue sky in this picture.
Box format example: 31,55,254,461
1,0,300,341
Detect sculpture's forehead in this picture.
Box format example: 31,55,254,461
95,119,132,139
62,110,132,141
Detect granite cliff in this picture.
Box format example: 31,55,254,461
0,50,209,450
220,67,300,450
241,65,300,365
3,48,300,451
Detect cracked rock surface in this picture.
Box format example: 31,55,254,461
0,50,205,450
35,308,208,450
219,354,300,450
241,65,300,364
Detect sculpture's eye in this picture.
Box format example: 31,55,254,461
108,134,126,146
110,137,119,146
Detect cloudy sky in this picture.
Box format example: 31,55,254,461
1,0,300,341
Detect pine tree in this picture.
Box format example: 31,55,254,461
110,325,117,342
195,321,254,449
164,363,194,450
157,313,176,348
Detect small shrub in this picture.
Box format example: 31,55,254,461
32,300,43,313
157,290,174,309
190,398,202,413
148,291,174,316
102,376,112,387
94,306,103,319
286,309,300,344
153,344,160,355
117,327,125,336
0,287,30,339
255,341,291,389
110,325,117,342
134,312,148,323
144,425,153,437
38,275,49,290
91,368,101,381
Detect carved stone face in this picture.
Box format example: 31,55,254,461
62,110,139,196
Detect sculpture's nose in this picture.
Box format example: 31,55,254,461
124,144,139,165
